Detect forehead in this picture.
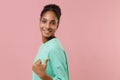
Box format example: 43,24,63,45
41,11,58,21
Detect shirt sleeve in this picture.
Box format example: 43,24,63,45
49,48,69,80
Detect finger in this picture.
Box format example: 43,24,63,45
38,59,42,64
44,58,49,65
35,59,42,64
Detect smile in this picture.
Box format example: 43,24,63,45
43,29,52,34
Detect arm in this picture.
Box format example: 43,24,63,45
32,49,69,80
49,49,69,80
32,58,53,80
41,73,52,80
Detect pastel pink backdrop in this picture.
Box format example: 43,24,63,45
0,0,120,80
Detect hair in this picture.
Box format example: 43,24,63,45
40,4,62,23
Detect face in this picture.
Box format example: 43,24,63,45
40,11,58,39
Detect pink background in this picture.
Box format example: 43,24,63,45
0,0,120,80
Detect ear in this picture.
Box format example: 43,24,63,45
57,22,59,29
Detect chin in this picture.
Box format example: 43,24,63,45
42,32,53,37
42,34,52,38
43,34,55,39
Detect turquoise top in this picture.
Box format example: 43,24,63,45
32,38,69,80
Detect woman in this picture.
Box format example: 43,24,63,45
32,4,69,80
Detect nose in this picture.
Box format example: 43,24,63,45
45,23,50,29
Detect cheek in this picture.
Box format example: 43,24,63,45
39,24,44,30
53,27,58,32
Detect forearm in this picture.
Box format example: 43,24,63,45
39,73,52,80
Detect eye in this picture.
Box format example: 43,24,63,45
51,21,56,25
41,20,46,24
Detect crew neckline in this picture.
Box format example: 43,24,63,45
42,37,57,45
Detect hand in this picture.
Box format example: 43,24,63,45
32,58,49,79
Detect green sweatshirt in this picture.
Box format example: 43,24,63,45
32,38,69,80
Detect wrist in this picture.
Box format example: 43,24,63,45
40,73,47,80
41,73,52,80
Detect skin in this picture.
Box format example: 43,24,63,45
32,10,59,80
40,11,58,43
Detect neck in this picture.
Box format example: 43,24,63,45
42,36,55,43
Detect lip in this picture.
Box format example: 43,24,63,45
43,29,52,34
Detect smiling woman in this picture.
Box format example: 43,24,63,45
32,4,70,80
40,11,58,42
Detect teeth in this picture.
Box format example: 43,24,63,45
44,30,51,33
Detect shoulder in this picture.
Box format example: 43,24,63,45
47,38,64,50
47,38,66,56
40,38,66,58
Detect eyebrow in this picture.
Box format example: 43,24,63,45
51,20,56,22
41,18,57,22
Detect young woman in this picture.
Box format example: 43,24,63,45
32,4,69,80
